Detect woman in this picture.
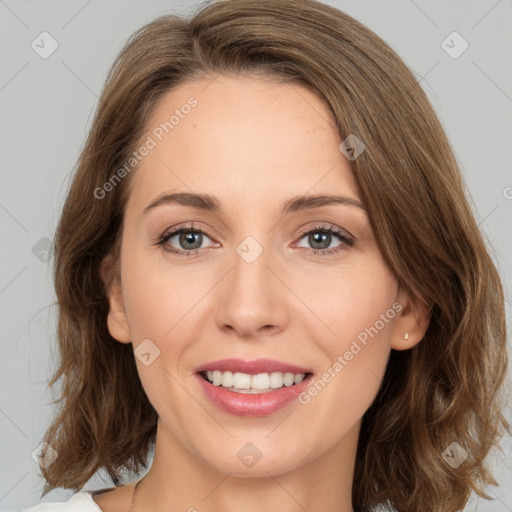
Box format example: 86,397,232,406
19,0,509,510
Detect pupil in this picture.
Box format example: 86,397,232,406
310,232,329,249
180,230,202,250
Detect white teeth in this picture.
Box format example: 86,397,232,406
221,371,234,388
283,373,295,386
203,370,307,392
233,372,251,389
212,370,223,386
251,373,270,390
269,372,284,388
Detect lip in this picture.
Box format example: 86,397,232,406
194,358,314,417
195,358,312,375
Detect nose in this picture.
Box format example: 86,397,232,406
215,240,289,340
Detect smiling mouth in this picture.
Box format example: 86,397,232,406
199,370,313,394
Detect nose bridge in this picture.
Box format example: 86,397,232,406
215,233,287,336
232,234,270,292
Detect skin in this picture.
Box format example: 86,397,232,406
97,74,430,512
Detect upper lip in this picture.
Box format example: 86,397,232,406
195,358,312,375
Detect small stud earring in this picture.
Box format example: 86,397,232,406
403,331,409,340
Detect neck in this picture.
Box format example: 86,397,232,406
131,418,358,512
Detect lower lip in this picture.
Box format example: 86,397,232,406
196,373,313,417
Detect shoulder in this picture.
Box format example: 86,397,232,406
12,490,105,512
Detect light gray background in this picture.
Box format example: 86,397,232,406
1,0,511,510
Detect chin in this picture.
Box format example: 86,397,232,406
194,436,309,478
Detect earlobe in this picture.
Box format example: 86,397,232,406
391,286,431,351
100,254,132,344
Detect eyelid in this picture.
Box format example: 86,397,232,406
153,222,219,256
295,223,354,242
293,223,355,254
157,222,217,242
155,221,355,256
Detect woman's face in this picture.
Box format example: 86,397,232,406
105,74,419,477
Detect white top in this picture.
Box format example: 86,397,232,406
13,490,111,511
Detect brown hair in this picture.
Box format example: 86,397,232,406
41,0,509,510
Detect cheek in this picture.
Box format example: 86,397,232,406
326,281,397,355
293,310,395,463
297,256,398,353
296,258,397,419
120,251,211,342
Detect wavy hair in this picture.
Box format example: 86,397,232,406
40,1,509,510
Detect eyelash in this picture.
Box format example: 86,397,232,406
155,222,354,257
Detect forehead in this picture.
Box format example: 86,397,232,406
126,74,361,213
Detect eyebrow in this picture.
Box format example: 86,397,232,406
142,192,367,216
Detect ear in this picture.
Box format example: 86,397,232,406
391,285,431,350
99,253,131,344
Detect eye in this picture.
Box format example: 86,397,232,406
156,223,218,257
155,222,354,257
294,224,354,256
